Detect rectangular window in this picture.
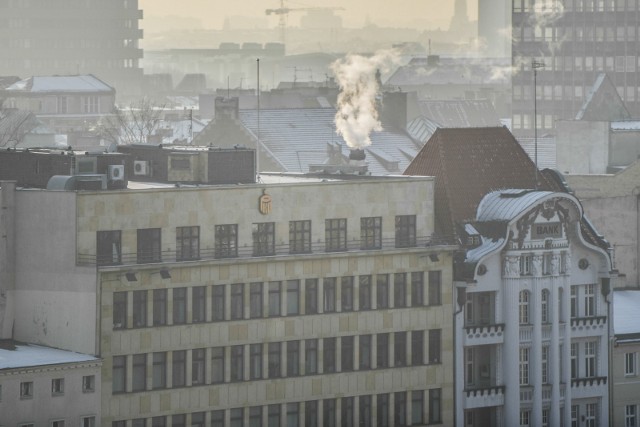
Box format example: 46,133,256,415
153,289,167,326
411,272,424,306
231,283,244,320
82,417,96,427
250,282,263,318
394,392,407,426
323,399,336,427
51,378,64,395
132,354,146,392
520,347,530,385
176,226,199,261
151,418,166,427
360,334,372,370
230,345,244,382
172,288,187,325
230,408,243,427
287,403,300,427
305,401,318,427
153,352,167,389
412,331,424,365
411,390,424,425
20,381,33,399
191,413,205,427
429,329,441,364
570,286,577,318
429,389,442,424
626,405,637,427
250,343,263,380
212,285,225,321
395,215,416,248
359,395,372,427
287,280,300,315
520,410,530,427
542,346,549,384
585,403,597,427
192,286,206,323
289,220,311,254
113,292,127,330
268,404,281,427
215,224,238,258
571,343,578,379
305,339,318,375
325,218,347,252
361,216,382,249
113,355,126,393
268,342,282,378
83,95,99,113
585,341,597,377
341,397,354,427
323,277,336,312
172,350,186,387
342,336,355,372
250,406,262,427
377,333,389,368
377,394,390,427
323,337,337,373
192,348,205,385
287,341,300,376
359,275,372,310
376,274,389,309
52,421,65,427
253,222,275,256
394,273,407,308
585,284,596,316
211,347,225,384
341,276,354,312
97,230,121,266
137,228,161,263
520,254,533,276
269,281,281,317
82,375,95,393
428,271,442,305
626,352,637,376
211,410,224,427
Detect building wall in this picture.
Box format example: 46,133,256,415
556,120,610,174
612,341,640,427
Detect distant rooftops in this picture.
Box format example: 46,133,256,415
4,74,115,94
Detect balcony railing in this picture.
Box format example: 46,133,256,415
464,323,505,346
78,234,454,267
570,316,607,327
464,385,505,398
571,376,607,387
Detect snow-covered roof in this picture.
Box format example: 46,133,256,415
614,290,640,336
476,189,556,222
0,344,99,370
611,121,640,131
465,236,505,264
5,75,114,93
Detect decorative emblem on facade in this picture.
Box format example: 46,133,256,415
258,190,272,215
578,258,589,270
504,256,519,277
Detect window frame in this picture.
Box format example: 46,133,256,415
176,225,200,261
360,216,382,250
289,220,311,254
325,218,347,252
137,228,162,264
215,224,238,258
395,215,417,248
252,222,275,256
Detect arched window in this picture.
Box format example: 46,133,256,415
541,289,550,323
519,291,530,324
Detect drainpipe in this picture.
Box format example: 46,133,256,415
0,181,17,339
601,276,612,427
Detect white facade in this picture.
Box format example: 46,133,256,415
455,190,612,427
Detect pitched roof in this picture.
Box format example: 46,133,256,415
385,57,510,87
417,99,501,128
575,73,630,121
5,74,114,93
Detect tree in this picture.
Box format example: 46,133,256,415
0,107,38,148
95,98,166,145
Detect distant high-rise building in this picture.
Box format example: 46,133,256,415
450,0,470,32
0,0,143,98
512,1,640,137
478,0,511,58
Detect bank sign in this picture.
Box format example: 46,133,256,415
532,222,562,239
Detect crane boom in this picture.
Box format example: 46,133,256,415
265,1,344,45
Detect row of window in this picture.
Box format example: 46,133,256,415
18,418,96,427
96,215,419,265
112,272,442,330
112,389,443,427
111,331,442,393
514,0,640,13
15,375,95,400
517,284,599,326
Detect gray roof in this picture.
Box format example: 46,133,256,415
476,189,556,222
465,236,506,264
417,99,501,128
5,75,114,93
515,136,557,169
386,57,510,87
0,343,99,370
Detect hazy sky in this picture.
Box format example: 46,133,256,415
139,0,478,30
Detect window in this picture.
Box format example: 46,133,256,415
376,274,389,309
151,419,165,427
323,399,337,427
377,333,389,368
212,285,225,321
305,279,318,314
428,271,441,305
626,352,637,376
570,286,577,318
137,228,161,263
113,292,128,331
542,409,549,427
211,347,225,384
585,341,597,377
394,392,407,426
361,216,382,249
571,343,578,379
215,224,238,258
412,331,424,365
391,273,407,309
269,281,281,316
20,381,33,399
131,290,147,328
585,284,596,316
359,395,372,427
82,95,99,113
287,403,300,427
153,289,167,326
230,345,244,382
253,222,275,256
360,334,372,370
395,215,416,247
520,410,530,427
323,278,336,312
542,346,550,384
519,347,530,385
411,390,424,425
541,289,550,323
342,336,354,371
82,375,95,393
325,218,347,252
211,411,224,427
626,405,637,427
411,272,424,306
341,397,354,427
172,350,186,387
323,337,336,373
543,252,552,275
268,404,281,427
250,343,263,380
250,282,263,318
394,332,407,367
97,230,121,265
571,406,579,427
250,406,262,427
57,96,68,114
377,394,390,427
192,286,206,323
153,352,167,389
287,280,300,315
429,388,441,423
51,378,64,395
191,413,205,427
230,408,243,427
287,341,300,376
82,417,96,427
305,401,318,427
192,348,205,385
359,275,372,310
52,421,65,427
176,226,199,261
113,355,126,393
304,338,319,375
341,276,354,312
519,291,530,324
172,288,187,325
231,283,244,320
520,254,533,276
290,220,311,254
132,354,146,392
268,342,282,378
585,403,597,427
429,329,441,364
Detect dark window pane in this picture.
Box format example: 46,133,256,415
376,275,389,309
429,270,442,306
211,347,225,384
429,389,442,423
212,285,225,321
411,272,424,306
231,283,244,320
323,278,336,313
394,273,406,308
411,331,424,365
215,224,238,258
253,222,275,256
429,329,441,364
268,342,281,378
305,279,318,314
172,288,187,325
192,286,206,323
153,289,167,326
341,397,354,427
305,401,318,427
359,275,372,310
360,217,382,250
287,341,300,376
176,226,199,261
113,292,127,330
172,350,186,387
192,348,205,385
112,355,126,393
137,228,161,263
341,336,354,372
394,332,407,367
305,339,318,375
250,282,263,318
287,280,300,315
289,220,311,254
341,276,354,312
323,338,336,373
230,345,244,382
377,333,389,368
323,399,336,427
132,353,146,392
152,352,166,389
377,394,390,427
394,392,407,426
360,335,372,370
359,395,372,427
97,230,121,266
395,215,416,248
269,281,281,317
325,218,347,252
250,344,262,380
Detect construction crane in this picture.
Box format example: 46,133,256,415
265,1,344,46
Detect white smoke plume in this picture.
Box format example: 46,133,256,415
331,49,400,149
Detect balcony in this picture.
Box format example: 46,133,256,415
571,377,608,399
464,385,505,409
78,234,454,267
571,316,607,338
463,323,505,346
571,316,607,327
519,325,533,342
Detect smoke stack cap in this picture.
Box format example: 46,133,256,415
349,149,366,161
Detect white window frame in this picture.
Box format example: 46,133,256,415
584,284,596,317
626,405,637,427
519,347,530,386
625,352,637,376
585,341,597,378
519,291,530,324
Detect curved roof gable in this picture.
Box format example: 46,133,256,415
476,189,559,222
